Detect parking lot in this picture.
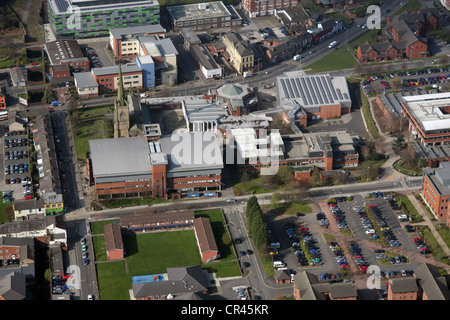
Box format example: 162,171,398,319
261,191,431,288
1,122,32,205
363,66,450,95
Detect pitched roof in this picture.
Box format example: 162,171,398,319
193,217,218,255
414,263,450,300
389,277,419,293
104,223,123,252
0,272,26,300
132,265,208,299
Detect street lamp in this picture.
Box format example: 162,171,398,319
367,166,371,182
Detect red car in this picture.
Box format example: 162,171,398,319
23,195,32,200
413,237,421,242
30,62,38,66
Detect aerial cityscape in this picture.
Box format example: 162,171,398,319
0,0,450,304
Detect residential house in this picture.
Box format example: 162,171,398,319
356,10,437,62
0,272,26,300
293,270,357,300
13,200,45,221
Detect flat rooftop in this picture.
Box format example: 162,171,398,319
92,64,142,76
89,136,151,179
89,132,223,180
402,92,450,132
167,1,231,22
109,24,166,39
183,100,229,123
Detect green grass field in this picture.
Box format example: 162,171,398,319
306,46,357,72
96,260,132,300
71,105,114,160
124,230,202,276
93,210,241,299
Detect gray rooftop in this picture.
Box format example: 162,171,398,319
89,136,152,179
89,132,223,180
74,72,98,88
167,1,231,22
92,64,142,77
109,24,166,39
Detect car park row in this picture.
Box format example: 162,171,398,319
3,128,33,199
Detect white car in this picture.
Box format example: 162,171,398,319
226,198,236,203
87,294,93,300
365,229,376,234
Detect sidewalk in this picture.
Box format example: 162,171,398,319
407,193,450,257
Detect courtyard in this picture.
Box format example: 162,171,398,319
91,209,241,300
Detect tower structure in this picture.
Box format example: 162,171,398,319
114,63,130,139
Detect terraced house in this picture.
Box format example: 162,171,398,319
222,31,254,75
356,9,441,63
48,0,160,38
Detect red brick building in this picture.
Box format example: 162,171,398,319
193,217,219,263
120,211,195,233
387,278,419,300
88,133,223,200
422,162,450,227
50,65,71,79
293,271,357,300
104,223,124,261
356,9,440,63
400,93,450,146
44,40,90,73
242,0,298,18
92,65,143,94
109,24,166,59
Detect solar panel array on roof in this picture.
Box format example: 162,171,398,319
55,0,69,12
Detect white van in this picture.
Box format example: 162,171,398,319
328,41,338,48
273,261,285,268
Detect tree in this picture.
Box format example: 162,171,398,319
309,167,321,187
270,192,283,209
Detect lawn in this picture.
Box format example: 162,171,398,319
96,260,132,300
90,220,119,235
71,105,114,160
92,235,107,262
231,174,275,195
0,203,12,223
306,46,357,72
124,230,202,276
418,226,450,265
265,201,312,216
393,0,421,16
